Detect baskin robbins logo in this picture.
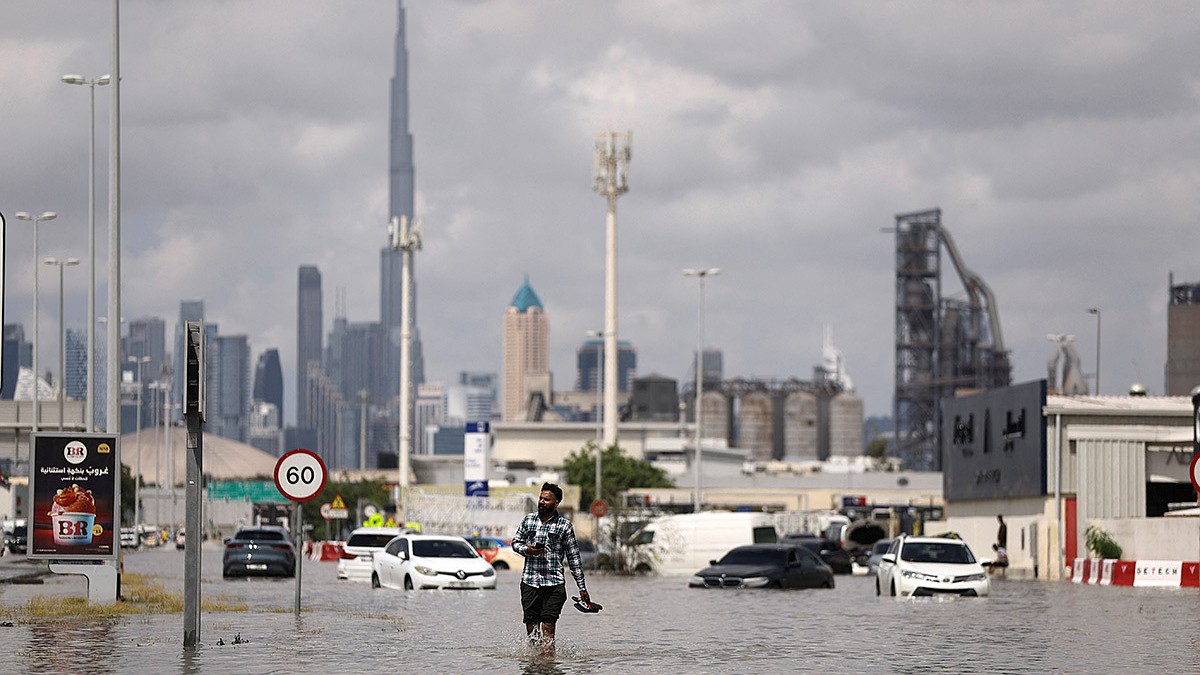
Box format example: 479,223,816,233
63,440,88,465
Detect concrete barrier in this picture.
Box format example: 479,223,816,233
1070,558,1200,587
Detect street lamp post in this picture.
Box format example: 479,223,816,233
44,257,80,430
62,74,110,431
683,267,719,513
16,211,58,432
1086,307,1101,395
129,355,151,530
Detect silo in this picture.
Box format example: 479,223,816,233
699,389,731,446
784,390,819,459
829,391,864,457
738,391,774,461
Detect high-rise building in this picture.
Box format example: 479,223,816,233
381,0,425,406
297,266,322,428
65,328,87,402
253,348,284,423
3,324,27,399
209,334,251,442
326,318,390,406
459,371,499,418
1167,274,1200,395
576,339,637,392
503,278,550,421
125,317,166,385
414,382,444,456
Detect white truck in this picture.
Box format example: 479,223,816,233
626,512,779,575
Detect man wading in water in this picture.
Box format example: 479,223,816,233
512,482,591,655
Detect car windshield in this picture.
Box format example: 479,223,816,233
873,540,893,553
718,548,784,566
900,541,975,564
237,530,286,542
413,539,477,559
347,533,397,548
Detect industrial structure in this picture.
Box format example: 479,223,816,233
1165,272,1200,396
893,208,1011,470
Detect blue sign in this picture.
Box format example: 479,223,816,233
465,421,489,434
465,480,489,497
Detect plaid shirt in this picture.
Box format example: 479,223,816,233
512,510,587,591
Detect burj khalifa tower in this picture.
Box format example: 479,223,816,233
381,0,424,401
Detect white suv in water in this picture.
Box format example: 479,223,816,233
875,535,990,598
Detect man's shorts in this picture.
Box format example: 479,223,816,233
521,582,568,625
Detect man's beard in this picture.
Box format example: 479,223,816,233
538,503,553,516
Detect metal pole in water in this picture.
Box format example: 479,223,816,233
294,502,303,617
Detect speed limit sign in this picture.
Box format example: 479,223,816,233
274,448,328,503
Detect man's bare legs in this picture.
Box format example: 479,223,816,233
526,622,556,656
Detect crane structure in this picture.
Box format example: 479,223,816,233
892,209,1011,470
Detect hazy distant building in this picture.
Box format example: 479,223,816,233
248,401,283,457
381,0,425,405
304,363,345,469
503,278,550,422
414,382,444,456
65,329,87,402
1166,273,1200,396
629,375,679,422
253,348,284,424
326,318,389,406
576,339,637,392
1,324,27,399
125,317,166,385
297,266,323,429
209,334,251,442
459,371,499,418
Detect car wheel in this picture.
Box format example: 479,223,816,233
404,575,414,590
493,561,508,570
826,579,835,589
875,579,881,596
634,563,651,574
371,573,381,589
890,581,897,597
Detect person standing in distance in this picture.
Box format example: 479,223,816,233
512,482,590,655
996,514,1008,550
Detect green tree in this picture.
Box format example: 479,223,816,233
120,462,137,522
298,477,391,541
563,442,674,508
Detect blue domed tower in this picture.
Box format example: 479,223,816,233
503,277,550,421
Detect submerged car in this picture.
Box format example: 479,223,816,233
688,544,835,590
866,538,895,576
464,535,524,571
780,533,853,574
371,534,496,590
875,535,989,598
222,526,296,578
339,527,411,581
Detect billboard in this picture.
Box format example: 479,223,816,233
464,421,489,497
941,380,1047,501
29,433,120,560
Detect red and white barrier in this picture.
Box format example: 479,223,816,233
307,541,345,561
1071,558,1200,587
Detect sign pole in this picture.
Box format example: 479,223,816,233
182,321,205,649
294,502,302,617
274,448,327,621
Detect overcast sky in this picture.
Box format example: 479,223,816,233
4,1,1200,425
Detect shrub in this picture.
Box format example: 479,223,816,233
1084,525,1123,559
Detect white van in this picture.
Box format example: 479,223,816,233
626,512,778,575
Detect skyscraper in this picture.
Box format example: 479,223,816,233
1167,273,1200,395
297,266,322,428
65,328,87,402
253,348,284,422
125,317,166,386
503,278,550,422
381,0,425,404
577,338,637,392
209,334,251,442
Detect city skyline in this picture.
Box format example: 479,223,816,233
5,2,1200,424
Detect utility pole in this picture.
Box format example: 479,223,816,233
592,130,631,449
389,215,422,517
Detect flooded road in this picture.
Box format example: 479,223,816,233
1,545,1199,674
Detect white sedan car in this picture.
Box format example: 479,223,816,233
876,536,990,598
338,527,413,582
371,534,497,590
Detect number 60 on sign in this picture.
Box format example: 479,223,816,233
274,449,328,503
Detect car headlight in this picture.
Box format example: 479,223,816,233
901,569,941,583
482,567,495,577
740,576,771,588
414,565,436,576
961,573,987,582
688,576,705,587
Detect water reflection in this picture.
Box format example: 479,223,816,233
25,616,120,675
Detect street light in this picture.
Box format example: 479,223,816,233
586,329,605,507
683,267,719,513
128,355,151,530
1086,307,1101,395
62,73,110,431
44,257,80,430
16,211,58,431
96,316,125,432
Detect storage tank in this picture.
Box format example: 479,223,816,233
738,391,774,461
699,389,731,446
784,391,819,459
828,391,864,457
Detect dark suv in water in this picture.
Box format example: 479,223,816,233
689,544,835,589
6,525,27,555
222,526,296,578
780,533,853,574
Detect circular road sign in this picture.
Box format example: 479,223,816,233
590,500,609,518
319,503,333,521
1190,452,1200,494
274,448,328,503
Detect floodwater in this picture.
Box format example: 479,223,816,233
1,545,1199,674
